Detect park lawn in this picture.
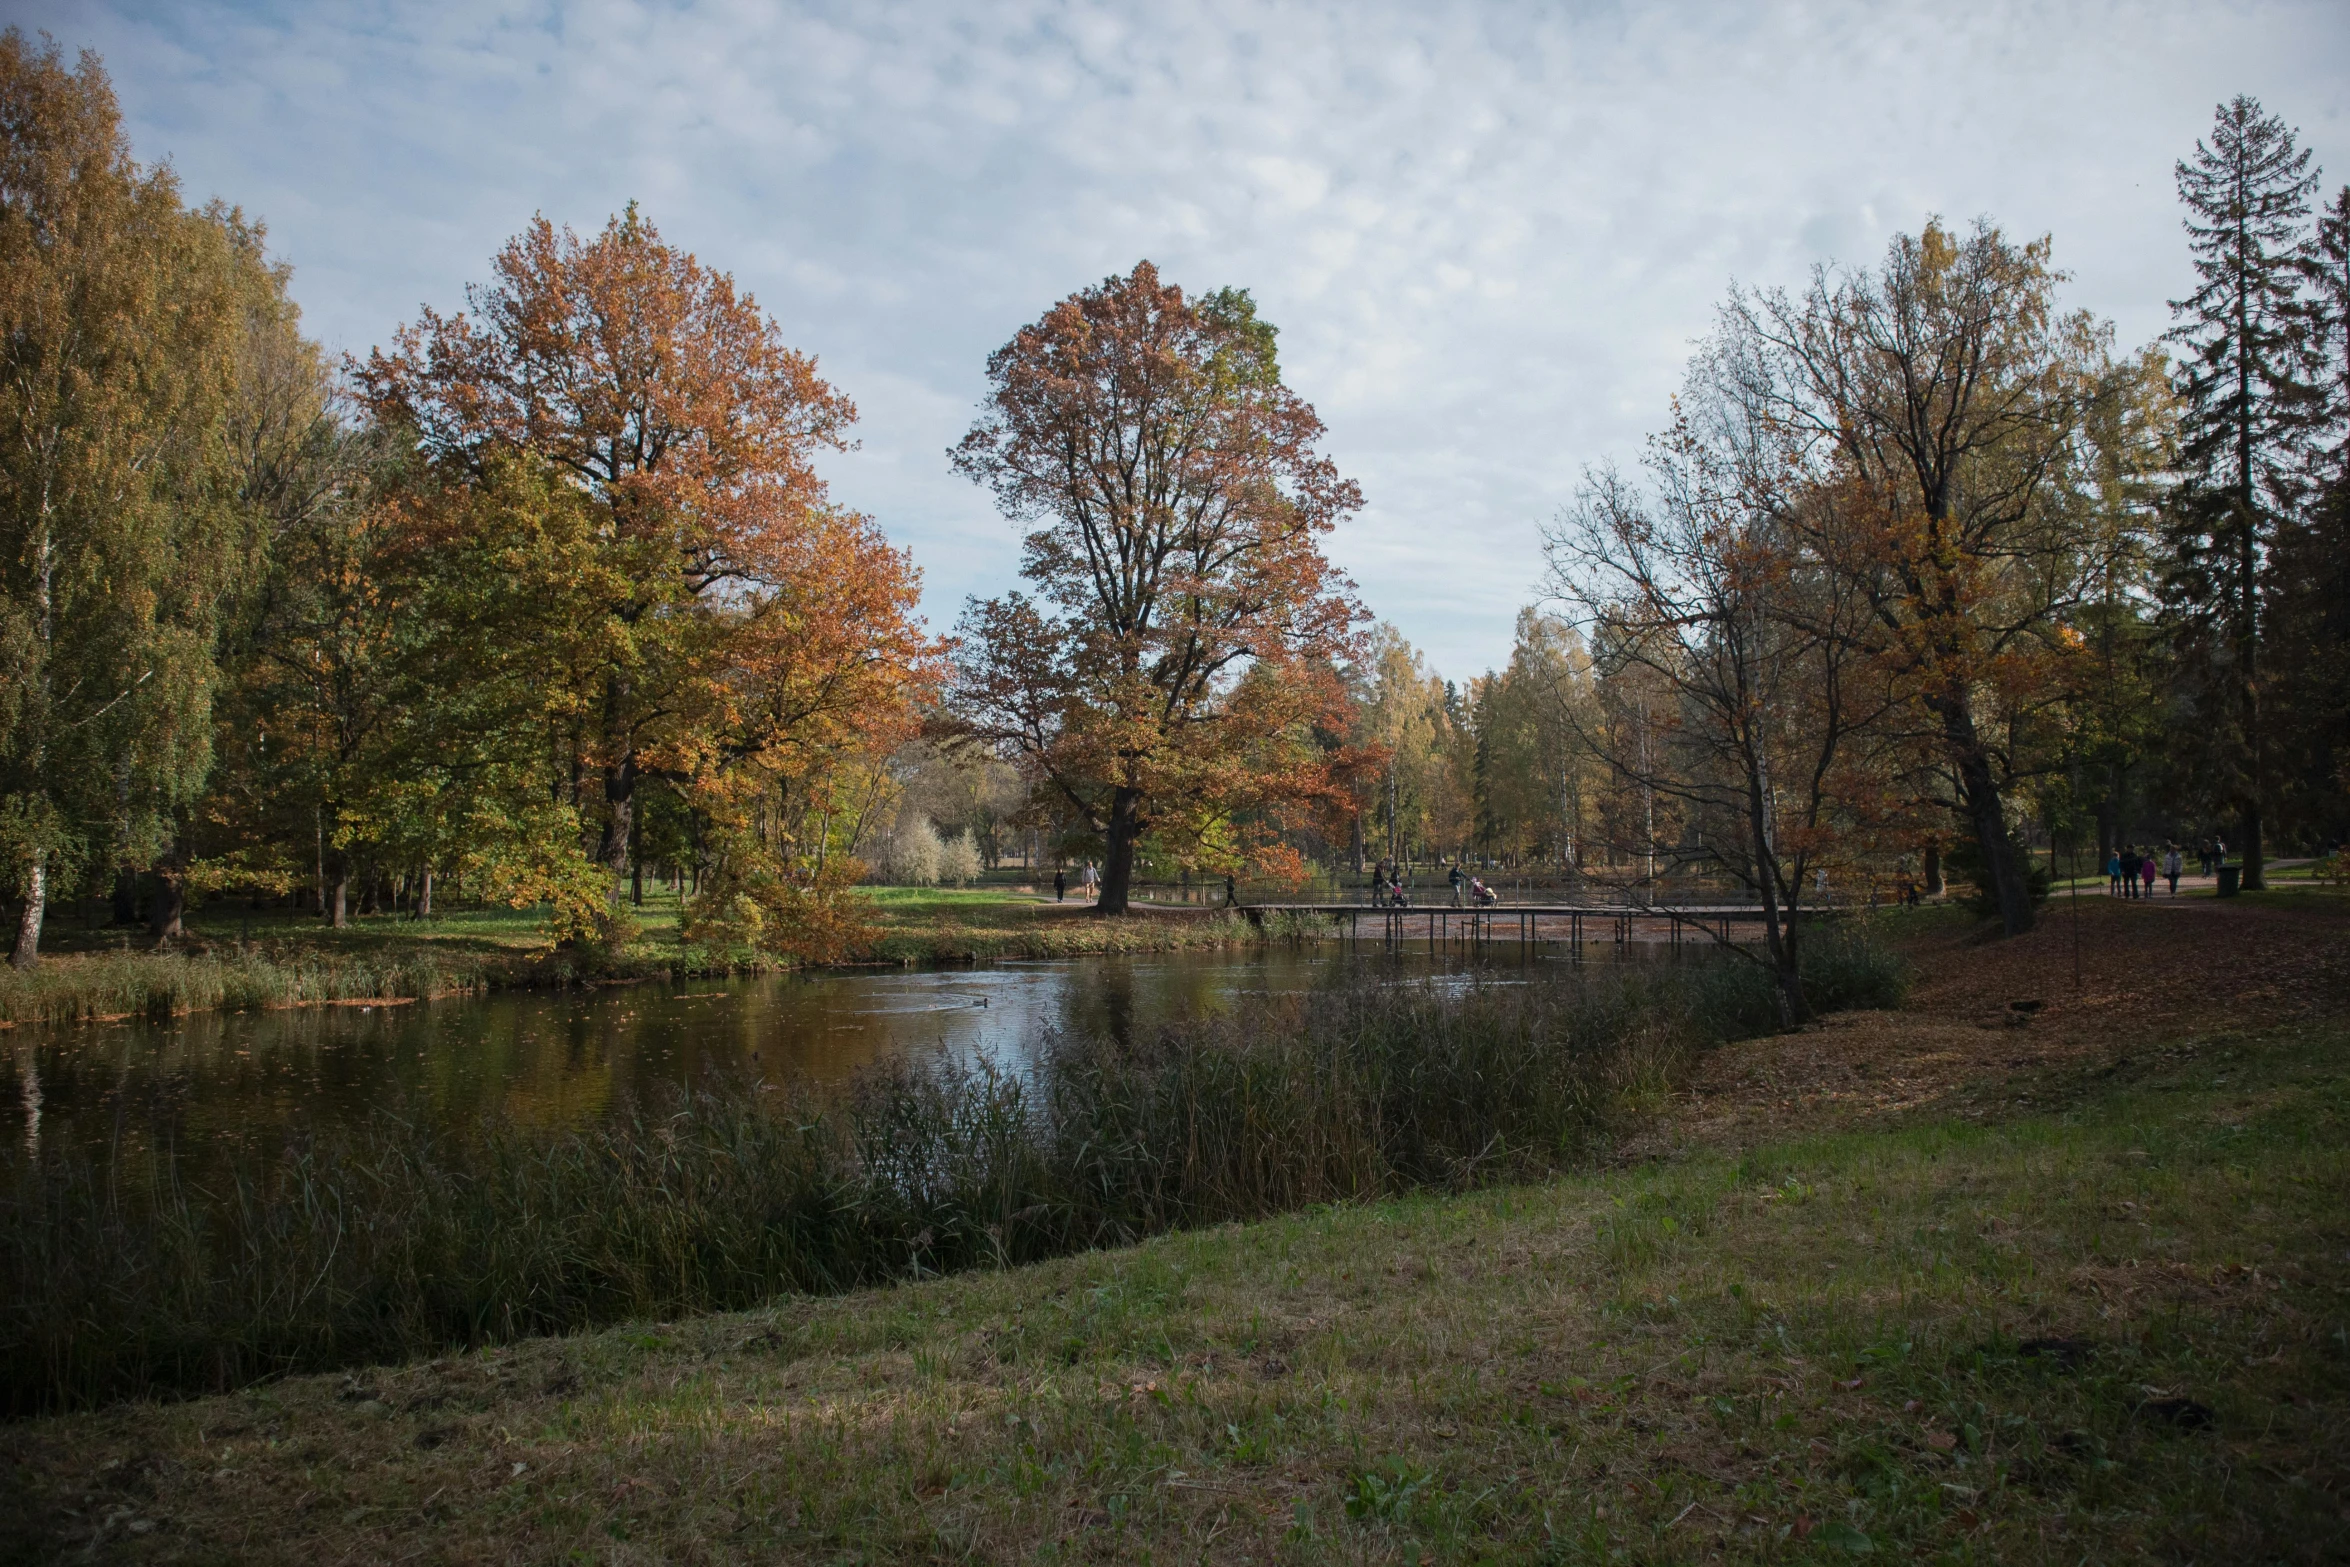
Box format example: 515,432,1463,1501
854,885,1258,964
6,1001,2342,1564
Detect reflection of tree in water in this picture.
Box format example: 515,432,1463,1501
1059,960,1141,1048
11,951,1557,1178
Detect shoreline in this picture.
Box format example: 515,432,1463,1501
0,894,1283,1028
3,896,2341,1560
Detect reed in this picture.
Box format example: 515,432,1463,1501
0,946,498,1025
0,939,1903,1416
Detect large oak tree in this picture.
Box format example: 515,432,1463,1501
1725,221,2113,936
951,263,1362,913
360,207,931,942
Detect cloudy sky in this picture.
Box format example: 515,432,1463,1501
20,0,2350,677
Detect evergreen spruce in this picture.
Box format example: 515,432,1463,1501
2269,185,2350,839
2160,95,2321,889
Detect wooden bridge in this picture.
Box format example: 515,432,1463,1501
1225,901,1810,955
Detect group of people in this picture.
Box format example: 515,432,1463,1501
1369,859,1497,907
2107,843,2187,898
1049,863,1238,906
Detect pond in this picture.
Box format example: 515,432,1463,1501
5,945,1673,1168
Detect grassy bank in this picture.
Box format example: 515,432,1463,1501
0,943,510,1026
0,888,1309,1026
0,939,1903,1418
4,1007,2338,1560
855,887,1278,964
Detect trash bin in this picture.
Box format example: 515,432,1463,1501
2217,865,2241,898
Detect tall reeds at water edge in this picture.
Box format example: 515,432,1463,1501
0,935,1904,1416
0,948,494,1024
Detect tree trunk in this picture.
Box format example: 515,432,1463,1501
630,807,644,906
1743,772,1807,1029
596,752,637,907
1099,787,1142,915
415,866,434,920
2236,442,2266,892
329,853,350,930
147,865,186,944
11,851,44,970
1922,839,1944,898
1928,689,2033,933
1959,754,2033,935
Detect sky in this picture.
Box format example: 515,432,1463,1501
15,0,2350,678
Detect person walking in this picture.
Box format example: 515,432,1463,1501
2164,844,2182,896
1223,872,1238,908
1448,861,1466,907
1053,869,1066,902
1081,862,1099,900
2106,848,2123,896
2140,850,2158,898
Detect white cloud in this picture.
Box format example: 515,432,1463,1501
22,0,2350,676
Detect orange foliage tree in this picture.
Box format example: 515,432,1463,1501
360,207,935,950
1726,221,2112,935
950,262,1363,912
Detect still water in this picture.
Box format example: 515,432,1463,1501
5,947,1585,1166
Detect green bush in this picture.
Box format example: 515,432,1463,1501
1945,836,2053,918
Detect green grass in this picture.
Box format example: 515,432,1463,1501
853,885,1266,964
5,1013,2337,1561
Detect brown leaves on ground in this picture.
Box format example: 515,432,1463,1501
1634,895,2350,1160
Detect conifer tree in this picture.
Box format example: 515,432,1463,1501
2161,95,2320,888
2269,184,2350,836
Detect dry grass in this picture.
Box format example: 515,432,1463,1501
4,897,2343,1564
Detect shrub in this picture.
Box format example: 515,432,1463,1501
883,816,942,885
1945,835,2053,917
937,830,983,888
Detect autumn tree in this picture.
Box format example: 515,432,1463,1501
1550,368,1896,1023
0,35,290,965
1348,625,1474,871
2159,96,2322,888
950,262,1362,913
1724,220,2114,936
360,206,932,947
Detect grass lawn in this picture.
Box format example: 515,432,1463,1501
855,885,1258,964
5,895,2344,1562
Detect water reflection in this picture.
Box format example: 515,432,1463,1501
2,945,1639,1168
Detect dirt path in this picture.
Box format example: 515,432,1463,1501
1626,895,2350,1159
